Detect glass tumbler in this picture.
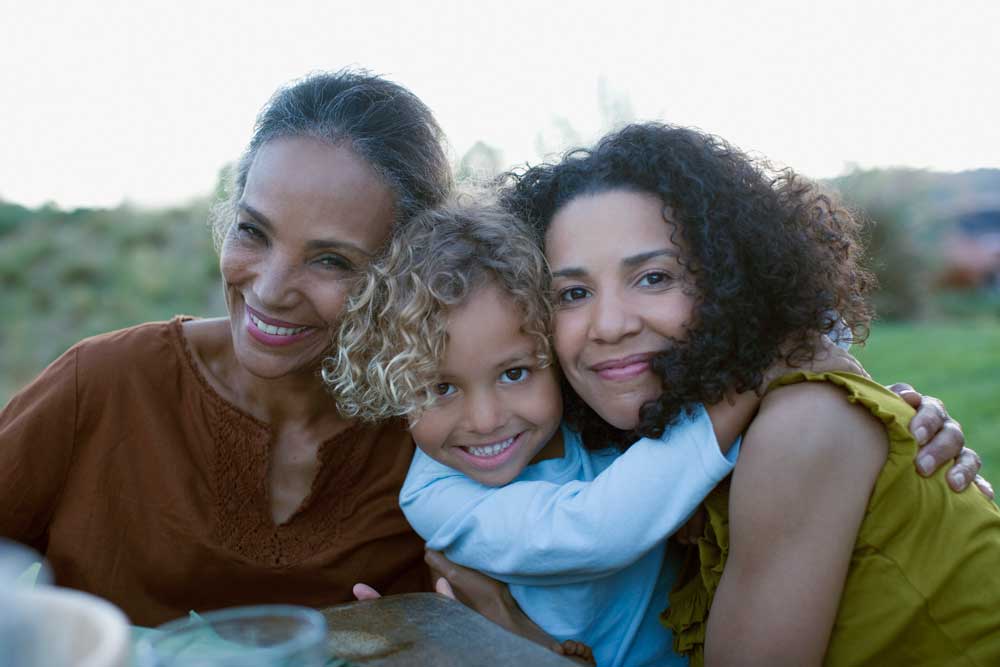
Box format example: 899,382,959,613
135,605,328,667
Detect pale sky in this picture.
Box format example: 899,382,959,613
2,0,998,209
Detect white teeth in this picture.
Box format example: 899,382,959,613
465,436,516,458
250,313,307,336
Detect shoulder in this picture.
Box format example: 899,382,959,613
737,381,887,520
70,317,205,407
73,318,187,372
747,380,887,464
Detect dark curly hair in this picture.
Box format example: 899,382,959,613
500,122,874,450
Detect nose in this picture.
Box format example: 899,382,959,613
589,290,641,343
254,252,301,310
464,388,508,436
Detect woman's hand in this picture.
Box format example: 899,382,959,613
353,554,578,660
759,336,870,392
887,383,993,499
423,550,567,655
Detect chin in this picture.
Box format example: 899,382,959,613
234,344,318,380
590,392,654,432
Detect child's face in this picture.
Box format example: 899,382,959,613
409,283,564,487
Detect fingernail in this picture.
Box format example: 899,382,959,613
949,470,966,488
915,427,928,445
917,455,934,476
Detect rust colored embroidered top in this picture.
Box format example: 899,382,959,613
0,318,428,625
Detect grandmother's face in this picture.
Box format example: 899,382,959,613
545,189,696,430
220,136,396,380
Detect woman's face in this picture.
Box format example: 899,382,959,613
546,188,696,430
220,136,396,380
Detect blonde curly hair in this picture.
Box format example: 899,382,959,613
324,198,553,422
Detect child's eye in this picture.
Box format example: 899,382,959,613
637,271,671,287
557,287,591,304
500,368,530,384
434,383,456,397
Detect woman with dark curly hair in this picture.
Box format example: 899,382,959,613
497,123,1000,665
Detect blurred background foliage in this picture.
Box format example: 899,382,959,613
2,157,998,479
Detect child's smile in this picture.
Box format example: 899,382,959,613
408,283,564,486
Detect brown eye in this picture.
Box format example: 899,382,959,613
235,221,265,242
500,368,529,384
435,383,456,396
558,287,590,303
637,271,671,287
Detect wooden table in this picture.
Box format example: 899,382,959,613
321,593,576,666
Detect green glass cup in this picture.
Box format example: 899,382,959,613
135,605,328,667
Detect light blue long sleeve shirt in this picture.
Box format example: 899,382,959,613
400,404,738,667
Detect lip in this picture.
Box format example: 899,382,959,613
246,305,309,329
245,305,318,347
590,352,657,381
453,432,524,471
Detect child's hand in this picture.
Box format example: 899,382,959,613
560,639,596,665
760,335,869,393
352,583,382,600
672,505,707,546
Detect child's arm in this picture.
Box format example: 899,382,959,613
401,403,736,585
705,391,758,455
707,335,873,454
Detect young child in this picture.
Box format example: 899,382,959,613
324,200,753,667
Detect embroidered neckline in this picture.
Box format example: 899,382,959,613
166,316,374,566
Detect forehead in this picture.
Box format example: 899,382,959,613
545,189,678,266
242,136,396,247
441,285,536,371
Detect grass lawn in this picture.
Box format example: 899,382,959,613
853,321,1000,483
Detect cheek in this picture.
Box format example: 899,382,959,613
655,291,697,338
219,242,253,287
316,286,351,328
529,370,565,428
551,311,584,368
408,411,450,452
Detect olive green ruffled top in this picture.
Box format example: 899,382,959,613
662,371,1000,666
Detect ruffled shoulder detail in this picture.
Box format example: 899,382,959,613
769,371,916,449
661,483,731,667
661,372,916,665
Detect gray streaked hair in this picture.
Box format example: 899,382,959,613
211,68,453,248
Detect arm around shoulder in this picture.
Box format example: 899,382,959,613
705,382,886,667
402,408,733,583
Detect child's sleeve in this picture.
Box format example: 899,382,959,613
400,404,737,585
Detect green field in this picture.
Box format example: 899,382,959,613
854,321,1000,483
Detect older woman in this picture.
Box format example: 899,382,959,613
0,70,983,633
0,70,451,625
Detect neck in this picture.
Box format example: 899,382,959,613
189,318,350,430
230,364,342,427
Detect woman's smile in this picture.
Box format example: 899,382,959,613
244,305,317,347
590,352,658,381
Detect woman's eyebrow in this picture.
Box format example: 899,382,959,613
238,202,273,229
622,248,679,269
304,238,371,257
